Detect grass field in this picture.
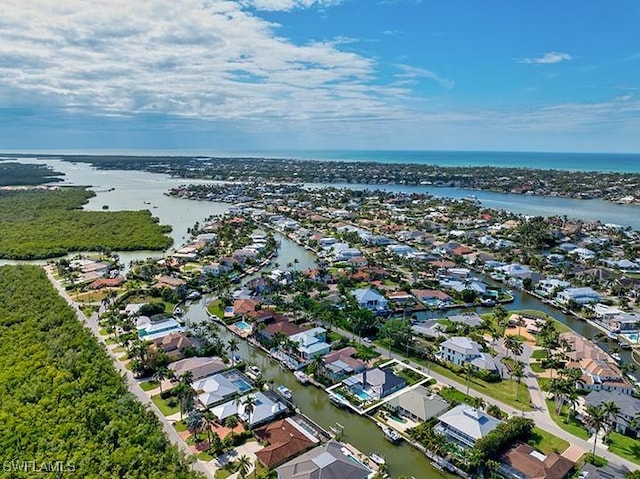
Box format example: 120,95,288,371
545,399,589,440
529,427,570,455
151,394,180,416
607,432,640,465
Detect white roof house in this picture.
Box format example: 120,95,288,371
557,287,601,305
351,288,389,311
136,317,183,341
497,264,533,279
210,392,288,429
438,337,499,372
435,404,501,448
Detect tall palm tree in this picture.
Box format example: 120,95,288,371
153,367,167,394
512,360,525,402
227,338,240,365
602,400,621,432
237,455,251,479
585,404,608,458
187,409,203,440
242,395,257,423
202,407,217,446
505,335,524,359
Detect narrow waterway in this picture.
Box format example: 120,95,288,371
183,297,451,479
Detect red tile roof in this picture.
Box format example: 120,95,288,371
254,419,316,468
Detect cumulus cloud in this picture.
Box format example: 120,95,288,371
242,0,342,11
519,51,573,64
0,0,412,124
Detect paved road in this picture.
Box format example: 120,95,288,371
45,268,213,479
333,324,635,474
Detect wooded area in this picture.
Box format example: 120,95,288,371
0,162,64,186
0,265,200,478
0,187,172,259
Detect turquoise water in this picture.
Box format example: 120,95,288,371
231,378,252,392
235,320,251,331
9,149,640,173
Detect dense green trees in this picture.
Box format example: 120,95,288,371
473,416,534,460
0,162,64,186
0,187,172,259
0,265,200,478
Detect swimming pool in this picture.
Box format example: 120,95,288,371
235,320,252,331
354,388,372,401
621,332,639,343
232,378,252,392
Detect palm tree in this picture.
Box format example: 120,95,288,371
585,404,608,458
237,455,251,479
512,360,525,402
309,354,324,380
602,400,621,432
227,338,240,365
485,459,502,479
153,367,167,394
505,335,524,359
187,409,203,440
202,407,217,446
242,395,257,423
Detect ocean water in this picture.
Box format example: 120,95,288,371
4,149,640,173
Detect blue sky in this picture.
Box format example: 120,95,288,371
0,0,638,152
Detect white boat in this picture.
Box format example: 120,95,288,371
246,365,262,379
380,425,402,443
294,371,310,384
611,352,622,363
277,385,293,400
370,453,386,465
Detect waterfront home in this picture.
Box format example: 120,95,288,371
88,276,125,290
342,367,406,401
203,262,229,276
559,332,609,362
535,278,571,297
386,386,449,423
136,317,183,341
276,440,373,479
282,327,331,370
168,356,227,381
575,358,633,395
434,404,501,448
410,289,453,308
233,298,261,316
254,418,319,469
150,332,196,360
386,291,415,308
386,244,414,256
499,443,574,479
568,247,597,261
603,258,640,272
334,247,363,261
584,390,640,436
154,275,187,289
255,315,307,343
321,347,366,382
556,287,601,305
438,337,499,373
351,288,389,311
210,391,288,429
193,369,253,408
497,263,534,279
347,256,368,268
609,311,640,333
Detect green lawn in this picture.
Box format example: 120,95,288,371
140,380,160,391
207,299,224,319
531,349,548,359
530,363,545,373
439,386,475,405
174,420,187,432
513,309,571,333
198,451,215,461
607,432,640,465
426,361,533,411
545,399,589,440
529,427,570,455
151,394,180,416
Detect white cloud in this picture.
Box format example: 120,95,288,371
519,51,573,65
242,0,342,11
0,0,415,123
395,64,454,90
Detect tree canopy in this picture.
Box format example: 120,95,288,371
0,187,172,259
0,265,200,478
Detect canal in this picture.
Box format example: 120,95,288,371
183,297,451,479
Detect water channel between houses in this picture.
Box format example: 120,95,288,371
3,157,638,477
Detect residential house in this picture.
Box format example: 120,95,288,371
255,315,307,344
556,287,601,305
282,328,331,370
150,332,196,360
559,332,609,362
169,356,227,381
499,444,574,479
136,317,183,341
386,386,449,422
411,320,447,340
154,275,187,290
498,264,534,279
254,418,319,469
193,369,253,407
576,358,633,395
88,276,125,290
211,391,288,429
434,404,501,448
321,347,366,382
386,291,415,307
447,313,483,328
276,440,373,479
536,278,570,297
411,289,454,308
351,288,389,311
343,367,406,401
438,337,499,373
233,298,261,316
584,390,640,436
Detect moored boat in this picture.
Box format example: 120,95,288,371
370,453,386,465
277,385,293,400
380,425,402,443
294,370,310,384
